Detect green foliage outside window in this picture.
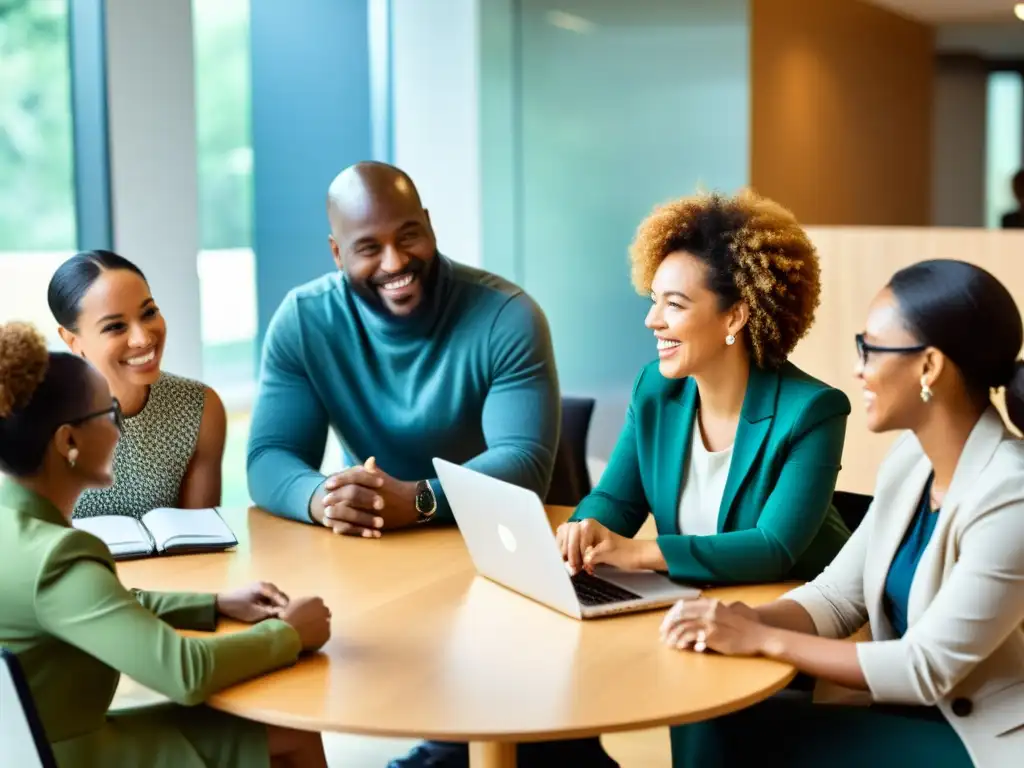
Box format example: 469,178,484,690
0,0,75,251
0,0,253,252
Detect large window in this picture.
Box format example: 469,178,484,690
985,71,1023,229
0,0,77,343
193,0,257,404
192,0,258,506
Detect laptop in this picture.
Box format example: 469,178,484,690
433,458,700,619
0,649,58,768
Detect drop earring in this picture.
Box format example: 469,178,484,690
725,334,736,346
67,448,79,468
920,376,933,403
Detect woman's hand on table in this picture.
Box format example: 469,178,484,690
660,598,767,657
279,597,332,652
216,581,290,622
555,519,666,574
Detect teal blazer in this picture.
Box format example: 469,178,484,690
571,361,852,583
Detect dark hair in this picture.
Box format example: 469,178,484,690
888,260,1024,431
630,189,821,368
1013,170,1024,199
47,250,147,331
0,323,96,477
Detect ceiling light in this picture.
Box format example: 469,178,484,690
1016,3,1024,22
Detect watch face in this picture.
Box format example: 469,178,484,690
416,482,435,515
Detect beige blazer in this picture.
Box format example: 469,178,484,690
784,408,1024,767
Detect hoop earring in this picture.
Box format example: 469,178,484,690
725,334,736,346
920,377,933,403
67,447,79,468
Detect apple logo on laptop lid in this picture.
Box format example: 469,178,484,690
497,523,517,553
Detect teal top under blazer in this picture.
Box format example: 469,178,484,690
571,360,852,584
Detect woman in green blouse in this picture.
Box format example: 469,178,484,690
0,321,331,767
558,190,851,584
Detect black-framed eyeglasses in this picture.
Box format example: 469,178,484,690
855,333,927,366
69,398,124,433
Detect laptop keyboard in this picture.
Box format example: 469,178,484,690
571,571,643,606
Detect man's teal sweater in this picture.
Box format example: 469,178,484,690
246,255,561,523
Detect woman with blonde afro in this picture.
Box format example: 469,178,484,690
558,189,851,585
556,190,852,763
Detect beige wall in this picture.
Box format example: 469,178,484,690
750,0,934,226
794,227,1024,495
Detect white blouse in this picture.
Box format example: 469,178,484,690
676,416,734,536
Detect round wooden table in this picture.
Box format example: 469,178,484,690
118,507,797,768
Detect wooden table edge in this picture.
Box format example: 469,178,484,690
204,665,797,743
122,506,801,767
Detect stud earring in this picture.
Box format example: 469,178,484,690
920,377,933,403
725,334,736,346
67,448,79,469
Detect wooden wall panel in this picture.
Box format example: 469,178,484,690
750,0,934,226
794,227,1024,493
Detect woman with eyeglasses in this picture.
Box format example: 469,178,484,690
47,250,225,519
0,321,332,767
661,260,1024,767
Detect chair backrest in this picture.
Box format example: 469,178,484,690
832,490,873,533
0,648,57,768
545,396,596,507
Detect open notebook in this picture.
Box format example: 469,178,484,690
72,507,238,560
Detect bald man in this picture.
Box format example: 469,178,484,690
247,161,560,531
247,163,616,768
247,162,614,768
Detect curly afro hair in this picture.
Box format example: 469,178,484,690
629,189,821,369
0,322,49,419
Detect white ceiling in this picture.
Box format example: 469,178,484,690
866,0,1020,23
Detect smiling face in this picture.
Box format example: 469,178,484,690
856,288,931,433
645,250,746,379
329,174,437,317
58,269,166,394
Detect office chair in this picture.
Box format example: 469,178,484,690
832,490,873,533
546,396,596,507
0,648,57,768
780,490,872,695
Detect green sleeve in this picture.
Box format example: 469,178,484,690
657,388,849,584
129,589,218,631
37,533,302,706
569,370,649,537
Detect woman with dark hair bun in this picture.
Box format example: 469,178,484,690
47,250,226,518
661,260,1024,767
0,321,331,767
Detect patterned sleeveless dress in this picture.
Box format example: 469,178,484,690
73,373,207,520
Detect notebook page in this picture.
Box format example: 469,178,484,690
142,507,237,552
72,516,154,558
